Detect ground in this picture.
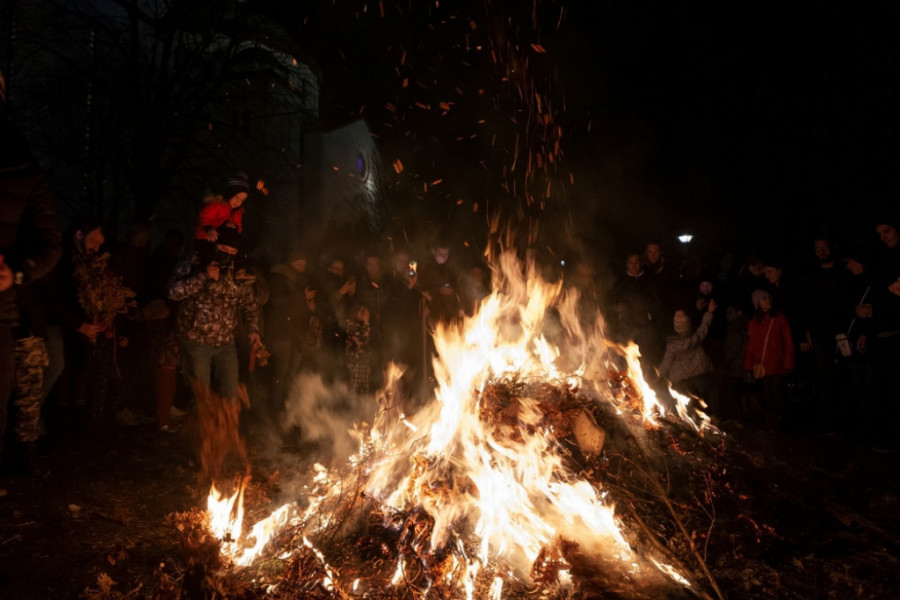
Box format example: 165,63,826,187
1,408,899,600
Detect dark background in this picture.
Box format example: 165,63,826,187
257,0,899,264
5,0,897,264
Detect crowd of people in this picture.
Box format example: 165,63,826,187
5,83,900,478
4,200,899,477
594,230,900,447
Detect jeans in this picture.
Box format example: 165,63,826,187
179,339,239,401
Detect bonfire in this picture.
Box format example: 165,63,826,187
182,249,727,600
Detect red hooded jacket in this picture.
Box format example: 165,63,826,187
743,312,795,376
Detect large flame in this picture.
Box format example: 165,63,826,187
206,250,715,595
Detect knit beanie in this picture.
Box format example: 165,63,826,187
223,175,251,202
751,289,771,310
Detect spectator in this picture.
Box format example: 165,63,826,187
856,218,900,449
358,249,388,386
608,252,665,374
0,84,61,472
169,225,260,478
565,259,601,332
112,221,154,421
762,255,805,357
418,239,462,325
643,241,678,310
693,273,727,365
113,221,152,300
800,237,854,431
321,256,355,322
57,221,133,427
267,247,315,420
318,255,355,382
840,242,877,439
194,175,251,242
383,249,427,401
658,300,720,415
736,254,767,314
743,289,795,430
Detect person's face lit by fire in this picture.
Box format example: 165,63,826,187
699,280,713,296
290,258,307,273
468,265,486,286
747,261,765,277
758,294,772,313
328,259,345,278
876,224,900,249
432,246,450,265
574,263,594,289
814,239,832,263
393,252,410,276
228,191,248,209
763,266,782,285
673,310,691,333
645,243,662,266
625,254,642,277
82,227,105,255
365,256,381,280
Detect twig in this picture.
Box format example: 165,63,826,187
701,472,716,562
613,436,724,600
648,474,724,600
619,500,705,598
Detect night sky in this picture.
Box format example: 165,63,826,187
228,2,900,262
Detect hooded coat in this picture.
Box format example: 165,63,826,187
743,312,795,376
658,311,715,383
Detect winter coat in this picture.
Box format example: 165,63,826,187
658,311,715,384
169,251,258,347
743,313,795,376
193,201,244,240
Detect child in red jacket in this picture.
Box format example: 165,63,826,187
194,175,250,242
744,289,795,429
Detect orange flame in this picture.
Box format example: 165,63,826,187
206,250,716,594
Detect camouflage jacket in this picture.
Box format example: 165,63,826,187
169,251,259,347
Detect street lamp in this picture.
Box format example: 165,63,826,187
676,234,694,280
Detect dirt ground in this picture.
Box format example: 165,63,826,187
1,405,899,600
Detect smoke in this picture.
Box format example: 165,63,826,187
280,372,377,464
